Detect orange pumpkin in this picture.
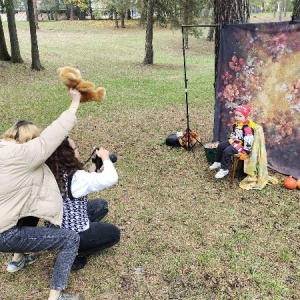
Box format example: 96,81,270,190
283,176,298,190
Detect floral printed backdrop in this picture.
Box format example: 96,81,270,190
213,21,300,179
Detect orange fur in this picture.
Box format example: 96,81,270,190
57,66,106,103
178,130,201,147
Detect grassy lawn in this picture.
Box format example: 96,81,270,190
0,16,299,300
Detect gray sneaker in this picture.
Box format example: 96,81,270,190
57,293,85,300
209,162,221,170
215,169,229,179
7,253,38,273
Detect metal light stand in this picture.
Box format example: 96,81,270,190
181,24,218,150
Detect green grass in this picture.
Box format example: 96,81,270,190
0,17,300,300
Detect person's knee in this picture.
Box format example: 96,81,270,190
117,227,121,241
93,198,108,205
72,231,80,246
64,229,80,248
89,198,109,211
113,226,121,243
224,146,234,156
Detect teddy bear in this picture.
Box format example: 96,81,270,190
166,129,201,148
178,129,201,148
57,66,106,103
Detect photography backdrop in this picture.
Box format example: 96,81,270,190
213,21,300,179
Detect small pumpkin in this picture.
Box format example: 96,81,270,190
283,176,298,190
297,178,300,189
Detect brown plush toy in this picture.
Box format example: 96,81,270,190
57,66,106,103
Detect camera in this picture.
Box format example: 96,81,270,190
92,149,117,171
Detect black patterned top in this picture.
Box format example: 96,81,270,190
45,171,90,233
61,172,89,233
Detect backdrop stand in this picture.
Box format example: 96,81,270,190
180,24,218,151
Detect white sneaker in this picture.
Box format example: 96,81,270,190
57,293,85,300
209,162,221,170
7,254,38,273
215,169,229,179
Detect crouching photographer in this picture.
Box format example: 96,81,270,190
45,137,120,271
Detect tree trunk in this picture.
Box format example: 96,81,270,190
114,11,118,28
207,26,214,41
283,0,288,17
143,0,154,65
33,0,39,29
0,14,11,61
206,4,214,41
278,0,282,21
292,0,300,20
5,0,23,63
214,0,250,82
121,11,125,28
88,0,94,19
273,0,277,17
70,4,74,20
28,0,43,70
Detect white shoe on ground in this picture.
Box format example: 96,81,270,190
57,293,85,300
215,169,229,179
6,253,38,273
209,162,221,170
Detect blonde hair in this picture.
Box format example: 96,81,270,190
2,120,41,143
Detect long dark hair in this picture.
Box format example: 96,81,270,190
46,137,83,197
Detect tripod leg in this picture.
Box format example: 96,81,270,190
195,138,204,147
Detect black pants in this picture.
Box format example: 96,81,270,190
78,198,120,256
18,199,120,257
16,216,39,227
214,141,238,170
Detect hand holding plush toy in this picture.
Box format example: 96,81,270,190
57,66,106,103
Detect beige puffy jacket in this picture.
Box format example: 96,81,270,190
0,110,77,233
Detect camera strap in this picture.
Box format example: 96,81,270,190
83,147,98,166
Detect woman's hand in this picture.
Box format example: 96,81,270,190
68,88,81,113
96,147,110,162
88,163,97,173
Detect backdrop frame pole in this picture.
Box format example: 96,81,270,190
181,24,219,150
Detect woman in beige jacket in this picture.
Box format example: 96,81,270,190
0,89,84,300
